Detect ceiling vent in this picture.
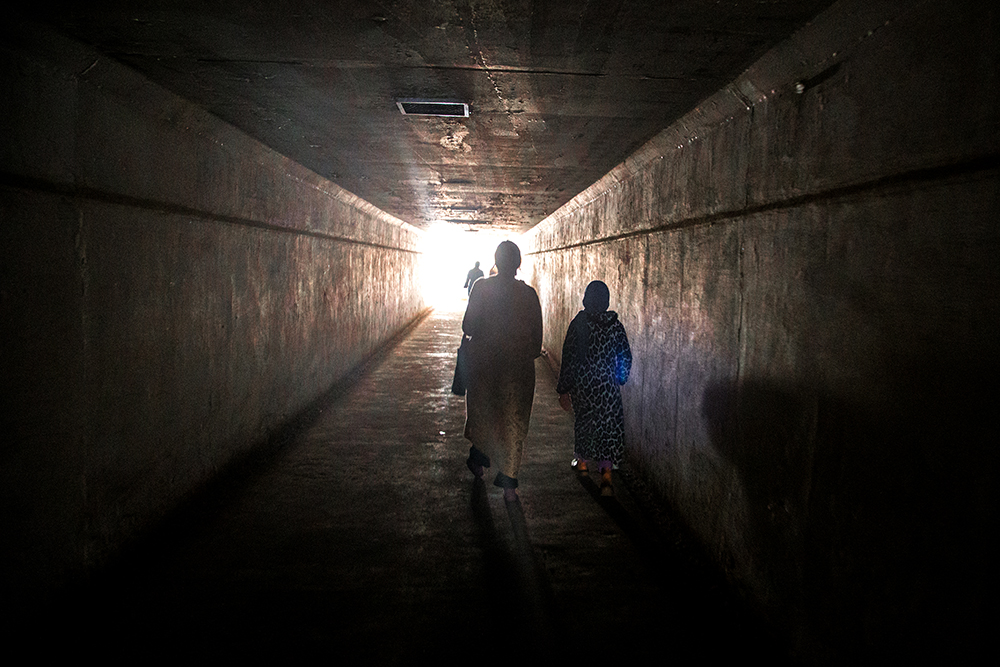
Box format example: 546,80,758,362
397,99,469,117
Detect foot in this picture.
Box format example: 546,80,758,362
600,469,613,496
466,457,484,479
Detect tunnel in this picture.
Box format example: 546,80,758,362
2,1,997,663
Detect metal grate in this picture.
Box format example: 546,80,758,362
397,99,469,117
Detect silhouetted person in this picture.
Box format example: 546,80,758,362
557,280,632,495
462,241,543,502
463,261,484,296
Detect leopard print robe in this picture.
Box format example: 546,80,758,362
556,310,632,466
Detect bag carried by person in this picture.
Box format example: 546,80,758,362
451,335,469,396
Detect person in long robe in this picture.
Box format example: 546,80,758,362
556,280,632,495
462,241,542,502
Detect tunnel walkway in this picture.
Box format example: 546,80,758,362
33,309,789,663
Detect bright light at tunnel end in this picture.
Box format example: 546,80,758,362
419,222,512,313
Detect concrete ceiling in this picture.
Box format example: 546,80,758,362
24,0,836,233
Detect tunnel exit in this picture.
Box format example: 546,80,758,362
419,223,515,312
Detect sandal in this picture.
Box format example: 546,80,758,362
600,469,613,496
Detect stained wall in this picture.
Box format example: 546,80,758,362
1,22,425,592
522,0,999,661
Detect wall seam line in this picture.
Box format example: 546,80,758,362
0,172,422,254
526,152,1000,255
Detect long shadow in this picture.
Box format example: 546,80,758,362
468,481,562,661
574,468,793,664
574,470,662,559
503,497,562,657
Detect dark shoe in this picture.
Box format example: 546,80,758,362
494,472,519,502
467,446,490,479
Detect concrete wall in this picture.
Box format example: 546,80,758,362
522,0,998,661
1,22,425,594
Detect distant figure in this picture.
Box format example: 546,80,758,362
556,280,632,495
463,261,484,296
462,241,543,502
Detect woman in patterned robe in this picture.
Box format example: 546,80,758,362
556,281,632,493
463,241,543,502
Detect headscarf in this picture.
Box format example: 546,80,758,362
494,241,521,276
583,280,610,312
575,280,611,363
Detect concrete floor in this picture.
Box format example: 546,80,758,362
27,309,790,663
